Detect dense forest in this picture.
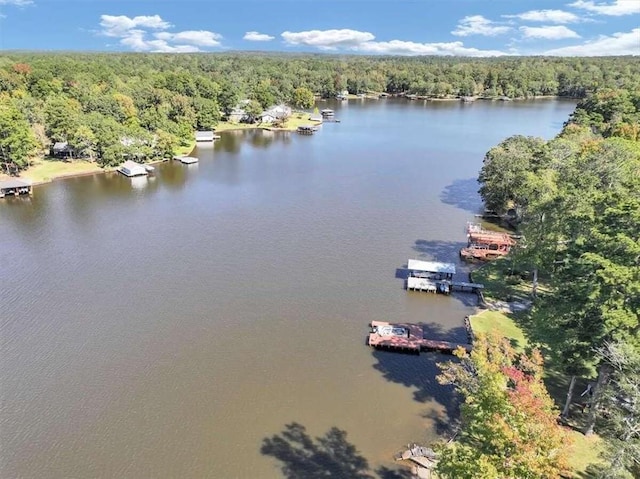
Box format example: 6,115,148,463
1,53,640,173
465,88,639,479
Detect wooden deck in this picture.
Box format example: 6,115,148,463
368,321,471,355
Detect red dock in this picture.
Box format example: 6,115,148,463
368,321,471,355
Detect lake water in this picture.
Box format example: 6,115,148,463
0,98,575,478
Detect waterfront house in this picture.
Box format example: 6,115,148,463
228,107,247,123
50,141,74,159
309,113,323,122
260,104,292,124
117,160,148,177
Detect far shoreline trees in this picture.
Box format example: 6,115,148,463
1,53,640,173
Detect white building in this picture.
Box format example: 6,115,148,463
117,160,148,177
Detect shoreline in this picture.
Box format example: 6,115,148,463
1,140,198,188
1,97,574,189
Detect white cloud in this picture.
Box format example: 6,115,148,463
280,27,505,56
98,14,221,52
568,0,640,16
451,15,511,37
282,29,375,49
155,30,221,47
544,28,640,55
520,25,581,39
100,14,171,37
244,31,275,42
353,40,507,56
121,31,200,52
505,9,581,23
0,0,33,5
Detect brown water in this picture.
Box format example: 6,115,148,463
1,99,575,478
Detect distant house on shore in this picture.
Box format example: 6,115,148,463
261,104,292,124
309,113,323,122
228,107,247,123
50,141,74,159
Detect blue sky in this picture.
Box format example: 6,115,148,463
0,0,638,56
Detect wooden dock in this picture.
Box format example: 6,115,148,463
368,321,471,355
407,277,484,295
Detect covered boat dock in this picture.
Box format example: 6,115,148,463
406,259,455,294
405,259,484,294
0,179,33,198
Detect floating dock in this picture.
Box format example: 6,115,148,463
174,156,199,164
368,320,471,355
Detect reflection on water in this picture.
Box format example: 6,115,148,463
0,99,575,479
130,175,148,189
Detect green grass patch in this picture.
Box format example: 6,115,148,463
566,430,605,478
469,310,528,351
215,121,258,132
215,112,321,133
174,139,196,156
471,258,551,303
20,157,105,183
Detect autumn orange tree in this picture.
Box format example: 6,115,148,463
435,333,571,479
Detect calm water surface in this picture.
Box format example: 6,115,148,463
1,99,575,478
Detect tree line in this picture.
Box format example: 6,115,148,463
471,88,639,478
2,53,640,174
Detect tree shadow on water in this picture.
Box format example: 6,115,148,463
440,178,482,214
261,422,410,479
371,322,466,435
413,239,467,264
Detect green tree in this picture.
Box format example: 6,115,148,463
251,80,275,109
292,86,315,110
586,341,640,479
0,101,38,174
478,135,547,217
193,97,220,130
44,96,82,142
244,100,263,124
69,125,97,160
436,333,570,479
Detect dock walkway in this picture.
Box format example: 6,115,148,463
368,320,471,355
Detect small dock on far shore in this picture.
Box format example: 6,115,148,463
368,320,471,355
174,155,199,164
297,125,317,135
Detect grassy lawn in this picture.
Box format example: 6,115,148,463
469,310,528,351
471,258,551,303
215,121,259,132
174,139,196,156
566,431,606,477
20,157,105,183
215,112,321,133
